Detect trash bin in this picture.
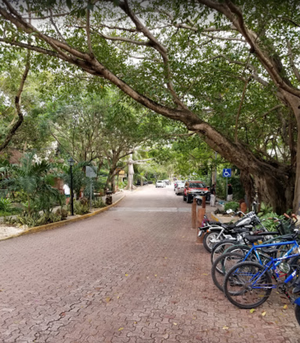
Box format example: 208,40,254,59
106,190,112,205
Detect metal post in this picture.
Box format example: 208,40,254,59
68,157,75,216
215,151,217,185
70,164,74,216
90,181,93,210
225,177,228,202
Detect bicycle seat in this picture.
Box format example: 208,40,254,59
251,231,279,236
244,235,265,243
261,247,278,255
280,234,295,240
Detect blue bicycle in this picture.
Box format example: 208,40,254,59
223,237,300,309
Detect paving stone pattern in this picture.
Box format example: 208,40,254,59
0,186,299,343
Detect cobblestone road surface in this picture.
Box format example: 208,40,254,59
0,185,299,343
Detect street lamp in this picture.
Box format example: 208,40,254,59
68,157,75,216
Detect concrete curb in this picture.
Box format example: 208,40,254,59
0,194,126,241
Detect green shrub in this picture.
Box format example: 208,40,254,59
55,208,68,220
12,212,41,227
7,210,63,227
0,207,22,217
0,198,12,212
73,200,90,215
224,201,239,212
258,213,281,232
258,202,274,216
35,212,62,226
92,198,106,208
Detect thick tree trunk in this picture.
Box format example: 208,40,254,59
196,129,294,213
282,92,300,214
240,165,295,214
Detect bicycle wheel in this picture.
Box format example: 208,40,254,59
211,252,244,292
224,261,272,309
295,305,300,326
224,244,263,263
211,240,238,265
224,244,252,256
287,256,300,286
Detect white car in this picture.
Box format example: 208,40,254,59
174,180,185,191
156,180,166,188
175,182,185,195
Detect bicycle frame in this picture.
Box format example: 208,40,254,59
242,240,299,266
238,240,300,294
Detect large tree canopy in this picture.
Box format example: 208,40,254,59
0,0,300,213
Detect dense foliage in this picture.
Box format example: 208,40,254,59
1,1,300,213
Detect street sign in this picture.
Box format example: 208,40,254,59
86,166,97,178
222,168,231,178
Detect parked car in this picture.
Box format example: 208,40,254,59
174,180,185,191
175,182,185,195
136,180,148,186
156,180,166,188
163,179,170,185
183,180,210,203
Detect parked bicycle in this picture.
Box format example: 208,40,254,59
211,214,297,266
223,235,300,310
211,214,298,292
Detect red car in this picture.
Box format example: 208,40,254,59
183,180,210,203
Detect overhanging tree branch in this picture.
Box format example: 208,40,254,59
0,46,31,151
197,0,300,98
234,76,251,143
117,0,188,110
287,40,300,83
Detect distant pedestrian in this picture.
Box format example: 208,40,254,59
63,183,71,205
210,183,216,207
227,184,233,201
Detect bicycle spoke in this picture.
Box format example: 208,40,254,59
224,262,273,309
211,252,244,292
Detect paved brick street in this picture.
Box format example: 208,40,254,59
0,185,299,343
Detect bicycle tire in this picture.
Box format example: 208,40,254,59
223,244,252,256
295,305,300,326
211,240,238,265
286,255,300,286
211,252,244,292
224,244,263,263
224,261,272,309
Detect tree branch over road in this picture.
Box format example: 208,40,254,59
0,0,299,213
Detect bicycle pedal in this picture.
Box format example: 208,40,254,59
278,285,286,293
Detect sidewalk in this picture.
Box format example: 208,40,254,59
0,190,125,241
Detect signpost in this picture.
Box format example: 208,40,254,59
222,168,231,201
222,168,231,178
86,166,97,209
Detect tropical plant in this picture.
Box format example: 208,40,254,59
60,161,91,200
92,198,105,209
10,211,62,227
0,197,11,212
73,199,90,215
224,201,240,212
1,152,60,214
